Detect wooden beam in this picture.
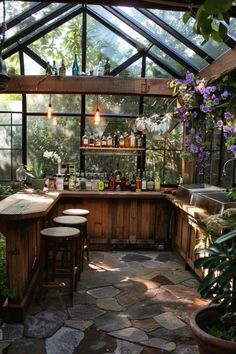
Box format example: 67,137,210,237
2,76,172,97
198,48,236,81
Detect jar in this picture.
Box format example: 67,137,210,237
16,165,26,182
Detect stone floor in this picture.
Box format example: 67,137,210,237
0,251,207,354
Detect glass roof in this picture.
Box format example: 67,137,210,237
2,1,235,78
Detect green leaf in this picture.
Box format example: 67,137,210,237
203,0,233,14
218,22,228,39
215,229,236,244
222,11,231,25
183,11,191,24
211,30,224,42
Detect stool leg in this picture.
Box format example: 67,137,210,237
69,238,76,307
85,224,90,263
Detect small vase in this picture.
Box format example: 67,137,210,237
31,178,46,190
58,162,61,175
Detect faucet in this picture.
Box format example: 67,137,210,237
222,157,236,176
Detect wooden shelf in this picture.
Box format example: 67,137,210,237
80,147,145,156
3,75,172,97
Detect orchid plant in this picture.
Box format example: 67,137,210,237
169,72,235,171
26,150,61,178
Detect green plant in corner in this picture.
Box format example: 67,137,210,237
194,208,236,341
0,234,14,300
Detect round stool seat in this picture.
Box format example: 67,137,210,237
53,215,87,225
40,226,79,238
63,208,90,217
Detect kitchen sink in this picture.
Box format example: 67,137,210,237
177,184,226,204
195,192,236,215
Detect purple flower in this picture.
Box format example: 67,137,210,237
195,133,202,143
224,111,233,120
183,72,194,85
216,119,223,127
200,104,208,112
230,144,236,157
199,86,206,94
192,111,198,118
190,128,195,134
221,90,228,99
213,98,220,105
190,144,199,153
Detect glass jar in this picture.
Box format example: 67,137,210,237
16,165,26,182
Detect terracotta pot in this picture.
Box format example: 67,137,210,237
31,178,46,190
190,305,236,354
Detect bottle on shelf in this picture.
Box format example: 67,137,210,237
109,173,115,191
63,171,69,190
69,172,76,191
95,136,101,147
104,171,109,190
51,60,58,76
97,61,104,76
45,61,52,75
147,171,154,191
75,172,80,191
119,133,125,148
136,133,143,148
135,169,141,192
154,172,161,191
104,57,111,75
124,132,130,148
16,164,26,183
107,134,113,148
120,174,126,191
59,59,66,76
141,171,147,191
72,54,79,76
130,173,136,192
82,132,89,147
101,135,107,147
130,131,136,148
98,174,105,191
114,131,120,148
79,172,87,190
115,173,121,191
89,132,95,147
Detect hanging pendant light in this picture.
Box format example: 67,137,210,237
94,96,100,125
0,0,10,91
47,93,52,118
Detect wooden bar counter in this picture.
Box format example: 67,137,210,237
0,190,174,321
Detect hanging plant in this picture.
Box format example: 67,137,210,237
169,72,235,172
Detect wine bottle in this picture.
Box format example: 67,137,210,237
72,54,79,76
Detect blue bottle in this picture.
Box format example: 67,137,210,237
72,54,79,76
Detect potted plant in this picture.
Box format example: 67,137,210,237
190,208,236,353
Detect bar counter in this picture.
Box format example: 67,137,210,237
0,189,209,321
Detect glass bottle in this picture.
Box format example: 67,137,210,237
95,136,101,147
98,174,105,191
59,59,66,76
80,172,86,190
136,133,143,148
109,173,115,191
130,131,136,148
114,131,120,148
97,61,104,76
63,171,69,190
119,133,125,148
107,134,113,148
124,132,130,148
130,173,136,192
135,169,141,192
154,172,161,191
51,60,58,75
72,54,79,76
147,171,154,191
69,172,76,191
89,132,95,147
16,164,26,182
45,61,52,75
104,57,111,75
101,135,107,147
82,132,89,147
141,171,147,191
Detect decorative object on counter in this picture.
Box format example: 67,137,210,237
190,208,236,353
96,61,104,76
16,164,26,185
51,60,58,76
169,71,235,172
104,57,111,75
59,59,66,76
72,53,79,76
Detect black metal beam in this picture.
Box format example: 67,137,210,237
81,5,87,73
104,6,198,74
4,2,52,32
3,6,83,59
138,8,214,64
110,51,144,76
4,3,77,49
23,46,47,69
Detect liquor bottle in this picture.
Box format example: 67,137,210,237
141,171,147,191
107,134,113,148
130,131,136,148
104,171,109,190
69,172,76,191
147,171,154,191
72,54,79,76
104,57,111,75
109,174,115,191
82,132,89,147
64,171,69,190
120,174,126,191
95,136,101,147
136,133,143,148
98,174,105,191
89,132,95,147
45,61,52,75
97,61,104,76
124,132,130,148
115,174,121,191
101,135,107,147
59,59,66,76
114,131,120,148
119,133,125,148
79,172,86,190
51,60,58,75
130,174,136,192
154,172,161,191
135,169,141,192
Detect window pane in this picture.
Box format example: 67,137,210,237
146,57,171,78
12,126,22,149
0,113,11,125
86,95,139,115
0,150,11,180
0,127,11,148
27,94,81,113
0,95,22,111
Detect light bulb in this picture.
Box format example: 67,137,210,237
94,108,100,125
48,103,52,119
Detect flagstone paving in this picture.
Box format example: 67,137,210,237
0,251,207,353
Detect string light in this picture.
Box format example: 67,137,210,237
47,93,52,118
94,96,100,125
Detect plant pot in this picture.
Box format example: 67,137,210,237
190,305,236,354
31,178,46,190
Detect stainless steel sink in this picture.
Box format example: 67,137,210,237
177,184,226,204
195,192,236,215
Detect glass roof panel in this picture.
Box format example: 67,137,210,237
150,46,186,77
150,9,232,59
5,1,33,21
145,57,171,78
89,5,151,49
119,7,209,70
87,15,136,72
118,58,142,77
5,3,65,39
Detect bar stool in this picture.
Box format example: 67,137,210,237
62,209,90,265
53,215,87,282
39,226,79,307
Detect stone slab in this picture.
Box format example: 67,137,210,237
87,286,120,298
95,312,131,332
154,312,186,330
24,315,62,339
108,327,148,343
45,326,84,354
96,297,123,311
131,318,161,333
141,337,176,352
0,324,24,341
65,319,93,331
68,304,105,320
6,338,46,354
